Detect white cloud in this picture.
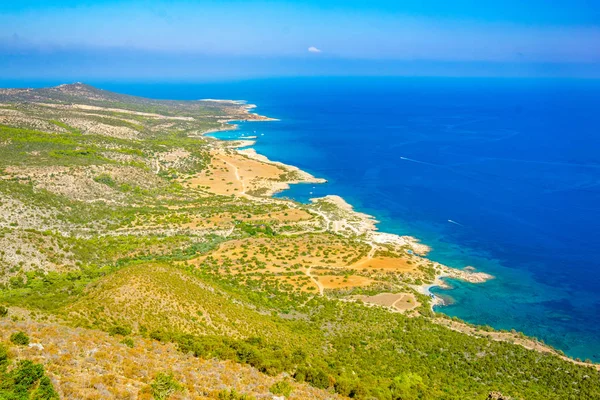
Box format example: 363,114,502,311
308,46,322,53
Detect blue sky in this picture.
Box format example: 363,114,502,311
1,0,599,80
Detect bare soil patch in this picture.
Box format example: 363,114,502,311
358,292,419,312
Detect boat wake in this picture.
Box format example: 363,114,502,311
448,219,464,227
400,156,437,166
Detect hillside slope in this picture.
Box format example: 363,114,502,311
0,317,337,399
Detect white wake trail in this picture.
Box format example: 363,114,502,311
400,156,437,166
447,219,464,227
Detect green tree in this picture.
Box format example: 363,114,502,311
389,372,425,400
31,376,60,400
270,379,293,397
109,325,132,336
0,343,7,366
10,331,30,346
217,389,255,400
0,358,58,399
150,372,183,400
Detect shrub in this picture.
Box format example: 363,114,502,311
294,367,330,389
270,379,293,397
11,359,44,386
389,372,425,400
150,372,183,400
149,330,172,342
0,343,7,364
31,376,59,400
0,359,58,399
0,306,7,317
120,338,135,348
217,389,256,400
10,331,30,346
93,173,116,187
108,325,131,336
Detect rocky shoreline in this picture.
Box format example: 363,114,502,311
210,104,495,306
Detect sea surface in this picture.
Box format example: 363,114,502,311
5,77,600,362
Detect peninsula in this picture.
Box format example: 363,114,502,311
0,84,598,399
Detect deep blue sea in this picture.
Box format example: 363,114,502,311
5,77,600,362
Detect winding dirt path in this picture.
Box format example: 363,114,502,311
224,225,235,238
220,157,245,194
367,243,377,259
312,209,332,231
306,266,324,295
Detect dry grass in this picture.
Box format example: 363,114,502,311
181,208,313,231
5,164,165,204
190,234,427,292
187,151,287,196
0,319,342,399
357,293,419,312
352,256,419,273
319,275,373,289
195,235,369,270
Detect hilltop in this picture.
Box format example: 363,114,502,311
0,83,598,399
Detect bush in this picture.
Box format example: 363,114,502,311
0,306,7,317
217,389,256,400
108,325,131,336
10,331,30,346
150,372,183,400
149,330,173,342
11,359,44,386
0,343,7,364
173,334,296,377
270,379,293,397
294,367,330,389
120,338,135,348
31,376,59,400
0,359,58,399
389,372,425,400
93,173,116,187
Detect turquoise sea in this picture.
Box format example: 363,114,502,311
5,77,600,362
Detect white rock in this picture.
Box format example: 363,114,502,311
28,343,44,350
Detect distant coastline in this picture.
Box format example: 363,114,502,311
202,99,600,370
220,102,492,290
